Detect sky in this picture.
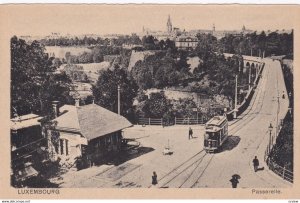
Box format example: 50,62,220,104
4,5,296,36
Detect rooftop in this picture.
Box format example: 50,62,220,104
53,104,133,141
206,116,227,126
11,114,43,130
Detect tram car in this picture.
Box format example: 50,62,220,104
204,115,228,153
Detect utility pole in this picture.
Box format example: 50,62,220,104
233,75,238,119
248,65,252,91
235,75,238,109
117,85,121,115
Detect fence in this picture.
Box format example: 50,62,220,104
266,158,293,183
138,117,208,126
175,117,206,125
138,117,163,126
264,111,294,183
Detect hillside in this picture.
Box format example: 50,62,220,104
60,62,111,83
127,50,156,72
45,46,92,59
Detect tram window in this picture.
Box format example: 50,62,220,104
205,133,210,139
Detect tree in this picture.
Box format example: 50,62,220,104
142,35,157,50
142,92,173,118
195,33,218,57
172,98,197,118
11,36,72,117
52,58,62,69
92,65,138,121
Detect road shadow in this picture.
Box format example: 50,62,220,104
105,146,155,166
217,135,241,153
256,167,265,171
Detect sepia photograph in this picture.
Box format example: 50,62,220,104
0,4,299,199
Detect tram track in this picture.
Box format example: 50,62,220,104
156,150,210,188
156,67,269,188
191,154,214,188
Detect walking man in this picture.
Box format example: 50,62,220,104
252,156,259,172
189,127,194,139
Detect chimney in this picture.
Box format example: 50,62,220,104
52,101,60,118
75,98,80,107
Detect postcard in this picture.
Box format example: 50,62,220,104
0,4,299,199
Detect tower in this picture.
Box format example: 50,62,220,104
167,15,172,33
213,23,216,32
242,25,246,32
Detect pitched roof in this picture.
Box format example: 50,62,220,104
53,105,81,133
53,104,132,141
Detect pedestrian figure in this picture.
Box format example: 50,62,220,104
230,176,239,188
189,127,194,139
252,156,259,172
152,171,158,185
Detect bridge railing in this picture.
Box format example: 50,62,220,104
264,106,293,183
265,157,293,183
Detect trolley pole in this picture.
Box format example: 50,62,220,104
117,85,121,115
248,65,252,91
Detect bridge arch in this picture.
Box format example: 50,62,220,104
244,61,250,73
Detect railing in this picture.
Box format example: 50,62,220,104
264,111,294,183
266,158,293,183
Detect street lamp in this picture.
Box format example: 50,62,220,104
288,107,292,116
268,123,273,154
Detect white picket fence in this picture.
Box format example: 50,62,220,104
138,117,207,126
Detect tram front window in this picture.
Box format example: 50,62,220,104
205,132,219,140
